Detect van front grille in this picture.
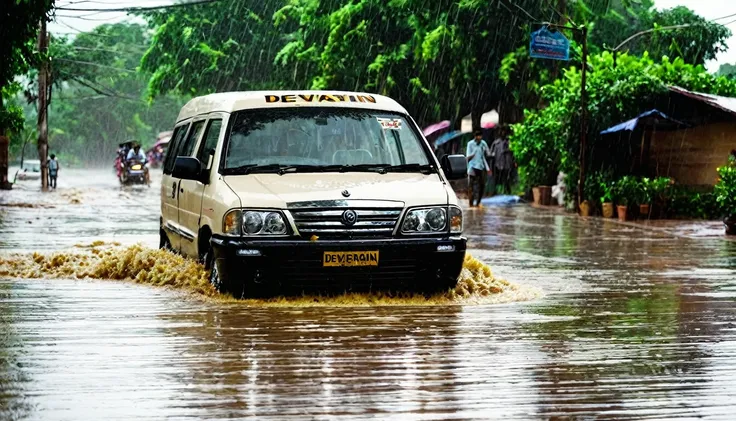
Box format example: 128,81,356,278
290,208,402,239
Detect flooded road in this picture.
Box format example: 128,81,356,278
2,169,736,419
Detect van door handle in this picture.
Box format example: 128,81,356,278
171,182,176,199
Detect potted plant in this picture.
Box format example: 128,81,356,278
601,185,614,218
528,165,551,206
613,176,637,222
637,178,653,219
583,173,603,217
650,177,673,219
715,158,736,235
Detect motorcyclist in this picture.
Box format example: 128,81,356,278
126,143,150,184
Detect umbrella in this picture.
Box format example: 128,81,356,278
600,109,688,135
434,130,467,147
152,138,171,150
481,110,499,129
423,120,451,137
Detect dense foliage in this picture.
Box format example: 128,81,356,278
715,158,736,216
0,0,54,152
140,0,565,126
12,23,186,165
500,2,731,121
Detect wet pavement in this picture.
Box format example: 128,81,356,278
2,170,736,419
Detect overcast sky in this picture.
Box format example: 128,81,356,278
50,0,736,72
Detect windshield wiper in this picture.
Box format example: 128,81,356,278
359,164,436,174
226,164,306,175
227,163,436,175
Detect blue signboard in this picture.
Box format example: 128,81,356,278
530,26,570,61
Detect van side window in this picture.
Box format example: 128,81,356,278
163,123,190,175
180,120,206,158
196,119,222,167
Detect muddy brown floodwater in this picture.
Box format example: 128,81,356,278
1,169,736,420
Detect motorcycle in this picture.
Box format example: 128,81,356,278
120,159,150,186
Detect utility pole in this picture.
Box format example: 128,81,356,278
37,18,50,190
577,26,588,209
541,22,589,210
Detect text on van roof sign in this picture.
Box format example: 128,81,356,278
265,94,377,104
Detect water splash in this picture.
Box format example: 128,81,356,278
0,244,540,306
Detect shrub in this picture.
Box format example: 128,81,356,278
715,157,736,216
612,176,639,206
585,170,614,204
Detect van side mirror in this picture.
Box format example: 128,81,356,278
441,154,468,180
172,157,201,180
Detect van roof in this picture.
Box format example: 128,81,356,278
176,90,409,122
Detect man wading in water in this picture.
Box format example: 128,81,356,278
466,129,491,207
48,154,59,189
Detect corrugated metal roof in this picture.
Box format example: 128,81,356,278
668,86,736,117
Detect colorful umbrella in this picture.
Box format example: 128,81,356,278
423,120,451,137
434,130,467,147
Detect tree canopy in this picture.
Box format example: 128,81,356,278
140,0,567,127
13,23,185,165
0,0,54,133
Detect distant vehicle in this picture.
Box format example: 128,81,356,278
16,159,42,181
121,158,149,186
115,140,135,179
147,132,171,169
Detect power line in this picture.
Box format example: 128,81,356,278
55,14,130,21
711,12,736,22
55,58,137,73
56,0,223,13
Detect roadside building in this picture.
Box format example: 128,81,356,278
596,86,736,187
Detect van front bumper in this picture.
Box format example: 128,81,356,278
210,235,467,295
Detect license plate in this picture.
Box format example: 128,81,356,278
323,251,379,267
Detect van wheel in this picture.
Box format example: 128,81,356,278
203,245,225,293
159,230,172,251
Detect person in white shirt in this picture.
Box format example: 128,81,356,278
126,143,150,184
126,143,146,162
465,129,491,207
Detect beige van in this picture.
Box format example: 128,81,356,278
160,91,468,298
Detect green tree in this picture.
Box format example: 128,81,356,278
140,0,567,127
16,23,187,165
501,2,731,123
716,63,736,79
0,0,55,188
139,1,289,97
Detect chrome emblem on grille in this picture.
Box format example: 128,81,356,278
341,190,351,197
341,209,358,226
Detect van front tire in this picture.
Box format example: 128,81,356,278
203,245,226,294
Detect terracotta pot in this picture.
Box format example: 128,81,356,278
617,205,628,222
602,202,614,218
532,187,542,205
725,215,736,236
579,201,591,217
639,204,651,219
538,186,552,206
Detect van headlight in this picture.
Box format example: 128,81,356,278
223,210,289,236
401,207,447,234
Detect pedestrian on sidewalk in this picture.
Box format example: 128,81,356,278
490,126,515,195
466,129,491,207
48,154,59,189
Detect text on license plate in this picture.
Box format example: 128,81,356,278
323,251,379,267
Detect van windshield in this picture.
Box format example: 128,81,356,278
223,108,433,175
